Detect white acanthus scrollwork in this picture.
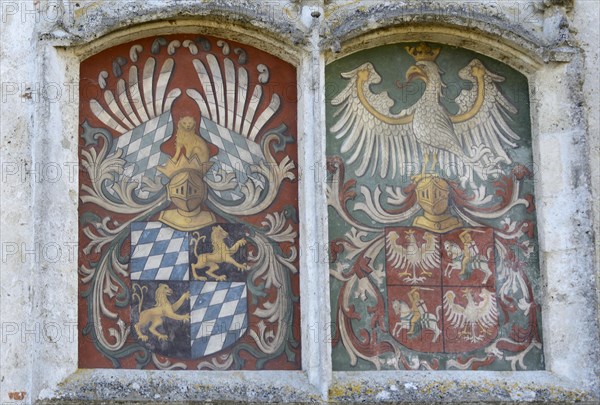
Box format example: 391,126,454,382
197,353,234,370
152,354,187,370
243,212,298,355
338,275,382,369
343,228,377,260
79,244,130,351
353,185,421,224
494,230,534,308
463,178,530,219
326,165,377,233
262,212,297,244
80,137,167,215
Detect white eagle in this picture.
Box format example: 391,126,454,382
330,43,520,181
386,230,440,284
443,288,498,343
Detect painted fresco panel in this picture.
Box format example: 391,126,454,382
327,43,543,371
78,35,300,370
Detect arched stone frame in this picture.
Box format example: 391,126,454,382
9,1,597,403
321,3,599,402
31,6,332,402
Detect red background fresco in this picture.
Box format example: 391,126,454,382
385,227,498,353
78,35,301,370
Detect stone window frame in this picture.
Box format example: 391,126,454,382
26,2,597,403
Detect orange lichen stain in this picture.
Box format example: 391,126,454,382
8,392,26,401
74,2,100,19
329,383,374,398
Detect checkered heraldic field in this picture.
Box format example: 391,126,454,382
78,35,301,370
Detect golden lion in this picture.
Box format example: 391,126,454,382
173,116,210,163
191,225,248,281
133,283,190,342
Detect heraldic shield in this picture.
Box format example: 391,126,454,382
129,221,249,359
385,227,499,353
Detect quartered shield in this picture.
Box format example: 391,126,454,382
129,221,250,359
385,226,499,353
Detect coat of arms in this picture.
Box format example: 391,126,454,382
78,36,300,370
328,43,543,371
386,226,498,353
129,221,250,359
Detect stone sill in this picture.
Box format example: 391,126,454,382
38,369,598,403
42,370,320,403
330,371,597,403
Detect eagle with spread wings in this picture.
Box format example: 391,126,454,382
443,288,498,343
330,43,520,181
386,230,440,284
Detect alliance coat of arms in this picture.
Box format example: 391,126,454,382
327,43,543,371
78,36,300,370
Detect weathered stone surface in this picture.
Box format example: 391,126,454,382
0,0,598,403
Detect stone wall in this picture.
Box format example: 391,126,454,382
0,0,598,403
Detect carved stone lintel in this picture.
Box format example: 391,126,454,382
542,1,575,61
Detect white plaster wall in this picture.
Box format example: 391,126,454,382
572,0,600,334
29,44,80,401
0,0,597,403
1,0,38,402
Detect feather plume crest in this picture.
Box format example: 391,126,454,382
90,55,180,134
186,54,281,140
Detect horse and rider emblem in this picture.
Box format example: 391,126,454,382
327,42,542,371
386,226,498,352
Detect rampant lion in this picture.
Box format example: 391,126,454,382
133,283,190,342
191,225,248,281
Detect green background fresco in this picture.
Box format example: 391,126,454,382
325,43,544,371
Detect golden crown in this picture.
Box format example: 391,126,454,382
405,43,440,62
157,154,213,178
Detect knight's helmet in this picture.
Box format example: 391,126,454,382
157,119,215,232
160,159,212,213
412,175,462,233
415,176,450,216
